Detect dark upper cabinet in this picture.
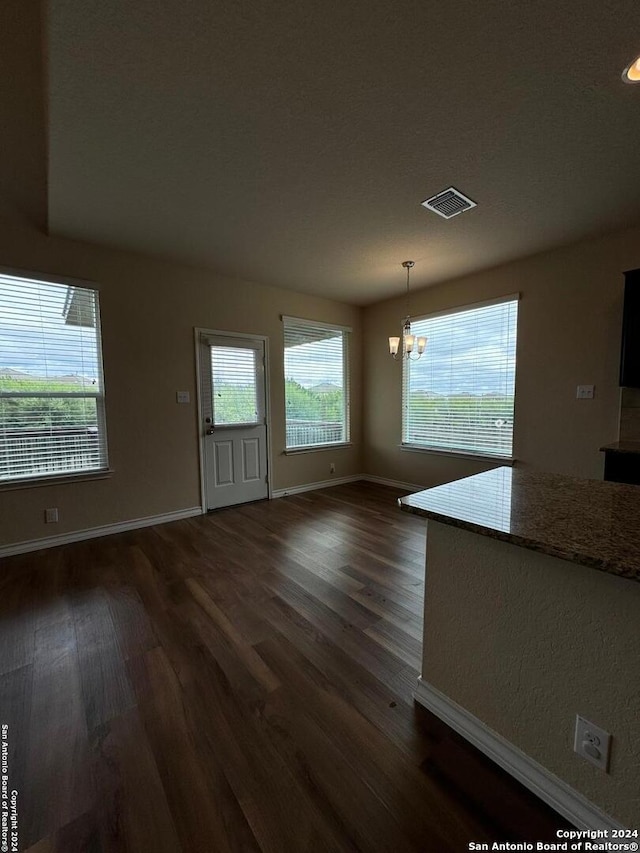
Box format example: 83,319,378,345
620,268,640,388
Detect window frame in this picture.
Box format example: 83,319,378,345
282,315,351,453
0,267,110,488
401,294,519,462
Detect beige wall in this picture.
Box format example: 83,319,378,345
423,521,640,827
0,219,362,547
362,225,640,487
0,0,46,228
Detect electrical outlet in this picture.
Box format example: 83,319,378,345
576,384,595,399
329,462,336,474
176,391,190,404
45,508,59,524
574,715,611,771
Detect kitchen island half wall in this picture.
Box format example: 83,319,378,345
400,468,640,830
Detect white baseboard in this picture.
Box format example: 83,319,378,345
1,474,421,556
271,475,362,498
360,474,424,492
272,474,424,499
0,506,203,559
414,678,624,831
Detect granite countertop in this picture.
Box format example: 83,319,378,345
599,440,640,454
399,467,640,583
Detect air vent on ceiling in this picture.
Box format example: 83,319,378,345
421,187,477,219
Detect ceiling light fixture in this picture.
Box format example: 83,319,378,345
389,261,427,360
623,54,640,83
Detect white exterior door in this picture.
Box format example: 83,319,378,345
200,334,269,510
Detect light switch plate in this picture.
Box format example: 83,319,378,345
576,385,595,399
176,391,190,404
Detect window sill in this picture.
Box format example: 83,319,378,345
0,468,114,492
284,442,352,455
399,444,515,465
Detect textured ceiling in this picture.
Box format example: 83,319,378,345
48,0,640,305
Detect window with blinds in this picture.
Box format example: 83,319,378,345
0,272,108,482
402,297,518,458
283,317,350,449
210,346,260,425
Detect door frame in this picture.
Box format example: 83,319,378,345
194,327,273,512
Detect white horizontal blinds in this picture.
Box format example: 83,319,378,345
283,317,348,448
210,346,259,425
403,298,518,457
0,273,108,481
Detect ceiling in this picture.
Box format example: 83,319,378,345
47,0,640,305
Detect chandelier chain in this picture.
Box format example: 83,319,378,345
402,260,414,323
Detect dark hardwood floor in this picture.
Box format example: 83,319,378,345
1,482,568,852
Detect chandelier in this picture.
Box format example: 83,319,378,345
388,261,427,360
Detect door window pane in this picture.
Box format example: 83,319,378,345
211,347,259,425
